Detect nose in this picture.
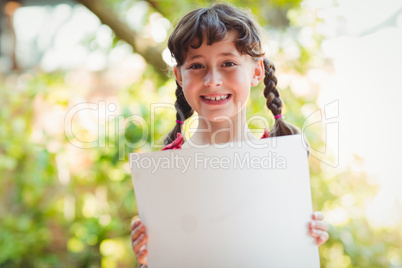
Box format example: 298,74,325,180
203,68,222,87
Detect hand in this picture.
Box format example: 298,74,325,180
131,218,148,266
309,211,329,246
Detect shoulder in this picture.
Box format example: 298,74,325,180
161,133,184,151
162,130,268,151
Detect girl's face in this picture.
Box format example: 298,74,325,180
174,31,264,122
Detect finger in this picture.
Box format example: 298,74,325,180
317,232,329,246
312,211,325,221
309,228,326,238
131,218,141,231
137,249,148,265
309,220,329,232
131,224,146,241
132,233,148,255
309,229,329,245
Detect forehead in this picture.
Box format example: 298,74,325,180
185,31,240,59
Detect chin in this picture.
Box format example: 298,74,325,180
209,117,229,123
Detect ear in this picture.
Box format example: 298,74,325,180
174,66,183,87
251,58,264,87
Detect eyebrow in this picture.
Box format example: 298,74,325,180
186,52,239,62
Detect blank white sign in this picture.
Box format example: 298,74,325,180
130,134,320,267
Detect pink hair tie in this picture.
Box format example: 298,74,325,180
176,120,184,124
274,114,283,120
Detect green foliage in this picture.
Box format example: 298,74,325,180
0,77,57,267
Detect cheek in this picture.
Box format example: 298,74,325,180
182,87,194,101
181,79,199,110
229,68,251,84
182,73,201,95
182,72,197,88
228,70,251,92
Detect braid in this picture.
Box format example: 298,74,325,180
263,58,300,137
163,81,194,146
263,58,310,156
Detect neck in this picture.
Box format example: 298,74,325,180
187,107,257,146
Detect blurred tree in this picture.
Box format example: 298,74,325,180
1,0,20,70
78,0,169,76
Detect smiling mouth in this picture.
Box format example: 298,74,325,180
201,94,231,101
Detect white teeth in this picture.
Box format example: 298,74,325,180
203,94,229,101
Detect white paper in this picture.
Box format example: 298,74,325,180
130,134,320,268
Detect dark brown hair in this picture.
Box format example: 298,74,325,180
164,3,307,151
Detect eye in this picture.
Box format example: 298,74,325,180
222,61,236,67
188,63,204,69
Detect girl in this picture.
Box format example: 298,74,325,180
130,3,329,266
